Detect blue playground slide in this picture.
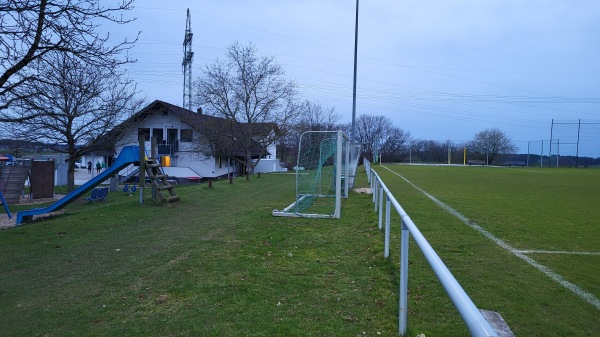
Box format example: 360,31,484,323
16,145,140,225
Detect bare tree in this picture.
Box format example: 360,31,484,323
7,53,143,191
415,140,448,164
278,101,341,167
380,127,411,162
352,114,410,163
195,42,301,174
296,100,341,132
468,128,517,164
0,0,138,119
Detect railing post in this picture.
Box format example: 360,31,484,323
399,218,409,336
373,179,381,212
373,178,377,205
378,188,384,230
384,198,391,258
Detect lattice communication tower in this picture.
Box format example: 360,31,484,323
182,9,194,110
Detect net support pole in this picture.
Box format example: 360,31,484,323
540,140,544,167
576,119,581,167
548,119,554,167
334,130,343,218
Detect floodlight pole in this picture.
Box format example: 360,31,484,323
351,0,359,144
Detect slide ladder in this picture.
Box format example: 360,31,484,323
145,159,179,203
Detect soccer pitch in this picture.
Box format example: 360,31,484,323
372,164,600,336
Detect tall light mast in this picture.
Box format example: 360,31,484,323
182,9,194,110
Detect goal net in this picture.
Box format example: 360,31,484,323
273,130,350,218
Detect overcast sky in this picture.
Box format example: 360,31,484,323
113,1,600,157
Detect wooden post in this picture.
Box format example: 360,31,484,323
138,135,145,205
151,136,157,201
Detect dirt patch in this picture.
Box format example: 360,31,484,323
0,210,65,230
0,194,66,229
0,214,15,229
353,187,372,194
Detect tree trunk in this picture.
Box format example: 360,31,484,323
67,159,76,192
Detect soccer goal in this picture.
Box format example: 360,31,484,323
273,130,350,218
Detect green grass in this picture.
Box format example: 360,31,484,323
1,165,599,336
0,172,401,336
373,164,600,336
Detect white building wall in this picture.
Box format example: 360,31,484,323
265,142,277,160
112,112,280,178
114,113,233,178
253,139,282,173
254,158,283,173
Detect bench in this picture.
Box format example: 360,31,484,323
85,187,109,202
467,160,486,166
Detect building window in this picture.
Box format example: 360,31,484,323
181,129,193,142
152,128,164,144
138,128,150,141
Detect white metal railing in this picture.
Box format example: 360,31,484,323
364,160,499,337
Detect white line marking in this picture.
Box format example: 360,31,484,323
515,250,600,255
381,165,600,310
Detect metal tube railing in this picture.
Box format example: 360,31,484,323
365,160,498,337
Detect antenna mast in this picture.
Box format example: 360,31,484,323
182,9,194,110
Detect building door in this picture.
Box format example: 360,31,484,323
167,128,179,153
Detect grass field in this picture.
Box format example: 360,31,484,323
0,171,402,336
372,164,600,336
0,165,598,336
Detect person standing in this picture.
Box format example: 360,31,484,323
87,161,92,174
96,161,101,174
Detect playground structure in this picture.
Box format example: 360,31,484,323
15,145,179,225
273,130,352,218
0,165,29,204
0,190,12,218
